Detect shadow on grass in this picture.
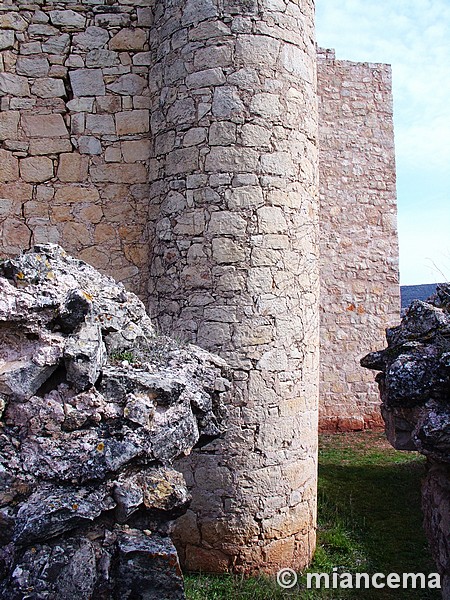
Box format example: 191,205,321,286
185,434,441,600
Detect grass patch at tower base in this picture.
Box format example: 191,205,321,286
185,432,440,600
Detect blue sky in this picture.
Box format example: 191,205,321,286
315,0,450,284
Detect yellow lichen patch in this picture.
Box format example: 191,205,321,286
143,480,173,508
82,291,93,301
72,503,78,511
46,271,54,280
16,271,25,280
96,442,105,452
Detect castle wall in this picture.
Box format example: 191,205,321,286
0,0,320,575
0,0,401,576
0,0,152,299
317,48,400,431
147,0,320,575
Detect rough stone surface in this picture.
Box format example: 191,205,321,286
362,285,450,594
0,2,153,298
0,244,229,599
318,48,400,432
0,0,399,578
148,0,320,576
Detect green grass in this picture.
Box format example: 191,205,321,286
185,432,440,600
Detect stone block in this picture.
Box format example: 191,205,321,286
20,156,54,183
115,110,149,135
49,10,86,30
121,140,151,163
95,13,130,29
57,153,89,183
73,26,110,50
189,20,232,41
137,8,153,27
85,114,115,135
32,78,66,98
107,74,147,96
227,186,264,210
186,68,226,89
66,98,94,112
0,182,32,202
0,111,19,140
0,73,30,97
29,139,72,156
28,24,59,37
197,321,231,347
241,123,271,147
257,207,287,233
183,128,207,147
0,30,14,50
280,43,311,82
20,42,42,55
174,211,205,236
105,146,121,162
165,148,199,176
247,267,274,295
90,163,147,184
0,149,19,183
182,0,219,26
69,69,105,97
109,28,147,51
54,186,100,204
209,121,237,145
86,49,118,68
96,96,121,114
235,35,280,66
166,98,196,126
78,136,102,155
205,147,259,173
16,57,50,78
42,34,70,55
71,113,85,135
65,55,84,68
0,12,27,31
260,152,296,177
22,115,69,138
250,93,281,118
133,52,152,66
212,238,245,264
194,45,232,70
208,211,247,236
212,87,245,119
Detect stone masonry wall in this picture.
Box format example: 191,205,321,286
147,0,320,575
0,0,152,299
0,1,401,577
317,48,400,432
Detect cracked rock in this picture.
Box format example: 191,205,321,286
0,245,229,599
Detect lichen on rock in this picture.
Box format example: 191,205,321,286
0,244,229,599
361,286,450,597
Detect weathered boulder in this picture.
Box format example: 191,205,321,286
0,244,229,599
362,285,450,597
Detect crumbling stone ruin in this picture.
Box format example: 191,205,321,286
362,286,450,599
0,0,400,574
0,244,229,599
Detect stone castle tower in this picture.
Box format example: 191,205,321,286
0,0,399,574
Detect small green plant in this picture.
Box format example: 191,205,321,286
109,350,136,363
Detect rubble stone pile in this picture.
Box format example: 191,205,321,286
0,244,229,599
362,286,450,598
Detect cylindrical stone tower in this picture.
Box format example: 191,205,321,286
148,0,320,574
